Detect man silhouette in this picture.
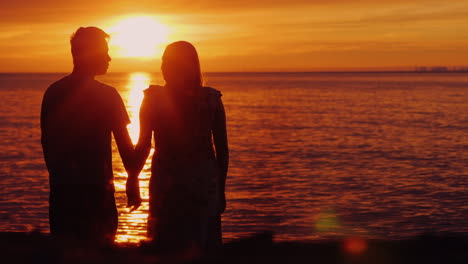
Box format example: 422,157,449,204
41,27,140,244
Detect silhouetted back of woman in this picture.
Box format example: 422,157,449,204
134,41,229,253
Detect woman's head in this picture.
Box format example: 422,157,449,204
161,41,202,89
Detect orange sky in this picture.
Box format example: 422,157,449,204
1,0,467,72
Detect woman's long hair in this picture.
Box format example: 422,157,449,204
161,41,203,92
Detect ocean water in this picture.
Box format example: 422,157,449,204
0,72,466,243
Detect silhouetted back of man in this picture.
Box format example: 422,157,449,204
41,27,134,244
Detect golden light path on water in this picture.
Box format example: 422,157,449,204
115,72,154,243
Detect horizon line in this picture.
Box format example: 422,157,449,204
1,70,468,74
2,65,468,74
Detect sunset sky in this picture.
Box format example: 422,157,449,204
1,0,467,72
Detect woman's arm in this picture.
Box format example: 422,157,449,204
213,98,229,213
134,94,153,174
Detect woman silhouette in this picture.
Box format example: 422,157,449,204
134,41,228,251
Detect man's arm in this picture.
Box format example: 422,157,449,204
40,90,51,170
113,125,134,173
40,87,57,172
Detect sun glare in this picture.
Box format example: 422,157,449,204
126,72,151,144
106,16,169,58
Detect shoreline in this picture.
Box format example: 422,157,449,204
2,231,467,263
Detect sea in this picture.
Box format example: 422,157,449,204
0,72,466,243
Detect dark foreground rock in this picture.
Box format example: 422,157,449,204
1,231,467,264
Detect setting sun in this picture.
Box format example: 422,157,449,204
106,16,169,58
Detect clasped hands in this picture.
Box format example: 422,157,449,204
126,174,142,212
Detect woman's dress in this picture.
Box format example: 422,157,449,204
140,85,223,250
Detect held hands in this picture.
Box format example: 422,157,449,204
126,176,142,212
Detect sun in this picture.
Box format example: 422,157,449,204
106,16,169,58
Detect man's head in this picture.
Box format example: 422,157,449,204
71,27,111,75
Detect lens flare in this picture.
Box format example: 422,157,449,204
343,237,368,255
315,208,340,234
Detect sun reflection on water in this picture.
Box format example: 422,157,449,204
115,72,154,243
125,72,150,144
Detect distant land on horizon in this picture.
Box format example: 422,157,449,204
1,65,468,74
1,66,468,74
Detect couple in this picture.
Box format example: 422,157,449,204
40,27,229,251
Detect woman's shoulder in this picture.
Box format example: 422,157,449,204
143,85,166,99
204,87,223,110
144,84,164,94
204,87,222,98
